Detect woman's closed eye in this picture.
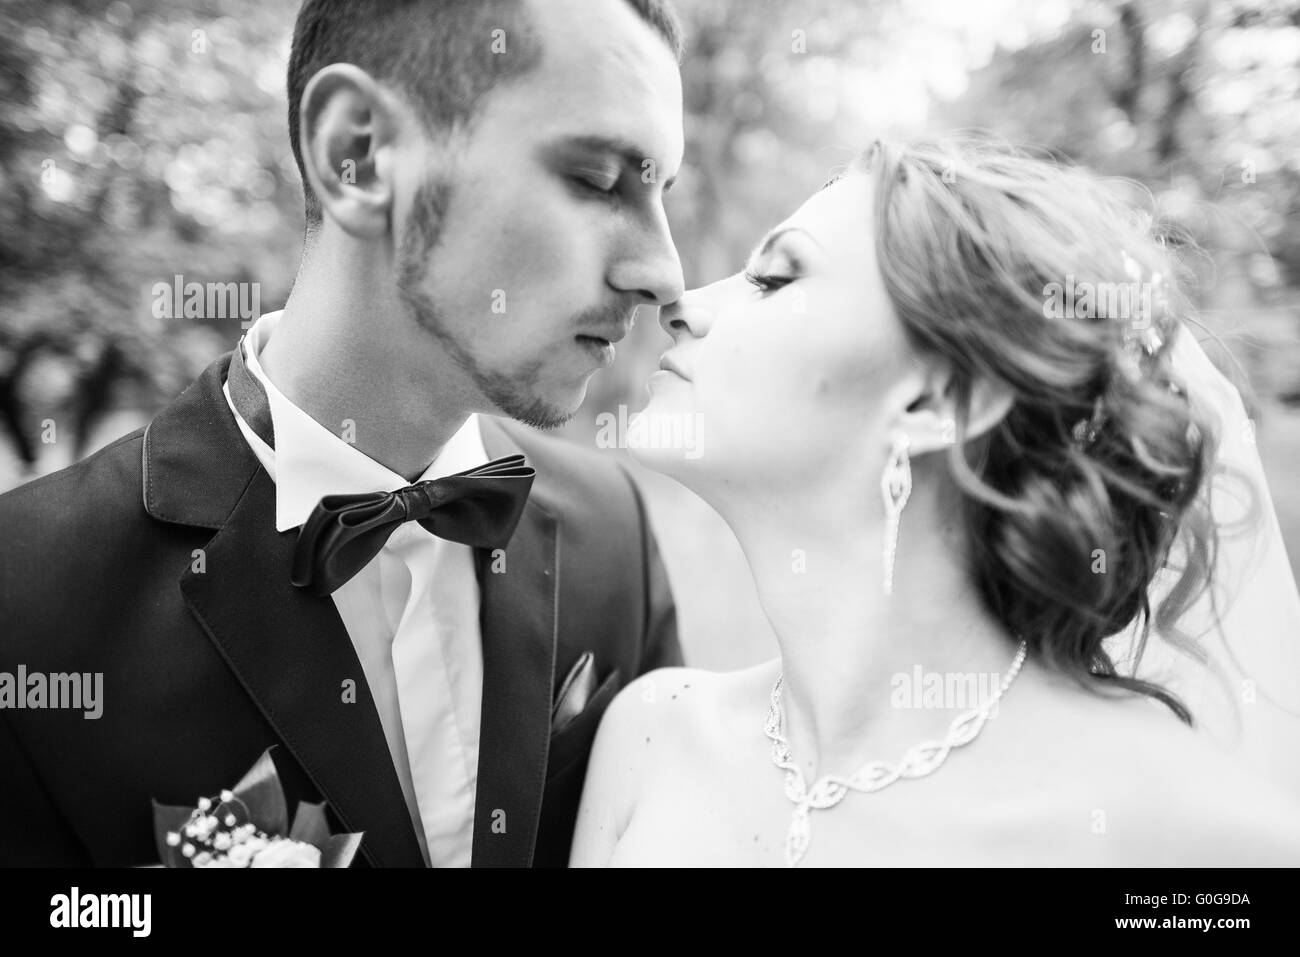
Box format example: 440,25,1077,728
742,241,802,294
743,268,794,293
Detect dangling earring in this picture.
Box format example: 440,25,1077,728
880,432,912,596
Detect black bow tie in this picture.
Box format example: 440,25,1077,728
224,338,535,596
290,455,536,596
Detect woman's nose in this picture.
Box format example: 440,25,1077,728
658,288,714,342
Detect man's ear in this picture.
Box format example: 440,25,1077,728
298,63,400,239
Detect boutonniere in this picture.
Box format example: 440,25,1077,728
152,748,363,868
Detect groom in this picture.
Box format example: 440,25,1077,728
0,0,685,867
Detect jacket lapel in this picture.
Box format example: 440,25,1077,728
471,417,560,867
144,354,424,868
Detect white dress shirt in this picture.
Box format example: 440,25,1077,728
222,309,485,867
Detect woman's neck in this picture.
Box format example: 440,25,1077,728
718,480,1022,777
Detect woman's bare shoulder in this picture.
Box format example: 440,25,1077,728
569,663,773,866
1114,719,1300,865
601,663,776,747
1009,672,1300,865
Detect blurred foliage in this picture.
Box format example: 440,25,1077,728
1,0,1298,474
0,0,302,465
938,0,1300,405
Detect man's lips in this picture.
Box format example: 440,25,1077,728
574,307,636,363
574,334,616,367
575,308,637,348
577,314,634,343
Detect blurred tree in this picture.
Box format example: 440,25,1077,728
936,0,1300,406
0,0,302,473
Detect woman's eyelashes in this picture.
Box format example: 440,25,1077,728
743,247,800,294
743,269,791,293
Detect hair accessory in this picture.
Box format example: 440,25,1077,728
1072,248,1171,450
1072,396,1107,449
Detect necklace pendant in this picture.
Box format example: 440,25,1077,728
785,804,812,867
765,640,1029,869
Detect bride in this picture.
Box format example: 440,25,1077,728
569,138,1300,867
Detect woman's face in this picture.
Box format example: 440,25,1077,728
637,171,921,496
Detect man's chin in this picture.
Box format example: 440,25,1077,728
487,384,586,431
470,361,591,430
513,405,577,431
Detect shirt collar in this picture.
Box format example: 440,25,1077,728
238,310,488,533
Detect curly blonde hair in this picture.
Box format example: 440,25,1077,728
863,136,1219,724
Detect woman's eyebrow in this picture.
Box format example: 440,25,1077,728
749,225,825,262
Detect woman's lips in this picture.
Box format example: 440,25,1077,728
657,353,691,380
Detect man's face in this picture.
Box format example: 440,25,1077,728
396,0,685,428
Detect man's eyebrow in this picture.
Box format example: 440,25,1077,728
556,134,678,190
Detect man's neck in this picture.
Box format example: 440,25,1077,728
260,264,472,482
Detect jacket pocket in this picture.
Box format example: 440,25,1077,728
545,667,623,779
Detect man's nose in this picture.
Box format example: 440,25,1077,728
608,211,685,306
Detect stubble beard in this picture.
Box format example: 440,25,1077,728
395,178,577,431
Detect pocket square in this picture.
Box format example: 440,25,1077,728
551,651,598,734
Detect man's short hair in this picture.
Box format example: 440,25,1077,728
287,0,683,230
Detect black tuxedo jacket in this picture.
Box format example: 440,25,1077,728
0,353,680,867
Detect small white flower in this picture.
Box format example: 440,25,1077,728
197,797,211,812
250,838,321,868
220,789,235,803
182,843,195,858
213,832,232,851
224,813,237,827
165,831,181,847
193,852,213,867
228,843,253,866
